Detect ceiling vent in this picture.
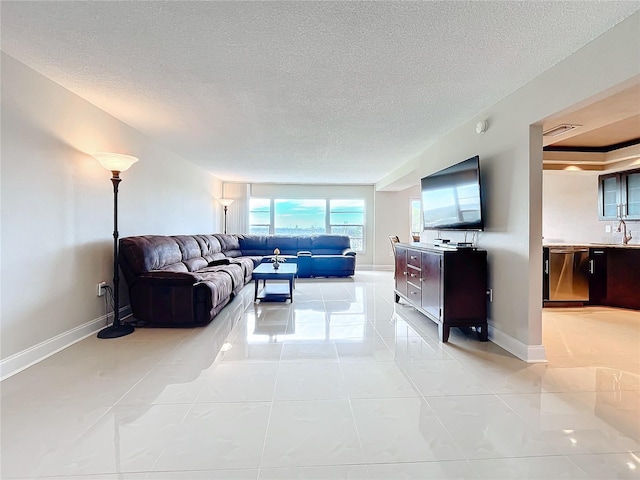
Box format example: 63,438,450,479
543,124,582,137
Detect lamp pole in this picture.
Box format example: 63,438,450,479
218,199,234,234
93,153,138,339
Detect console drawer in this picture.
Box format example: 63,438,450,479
407,251,421,269
407,283,422,300
407,266,421,284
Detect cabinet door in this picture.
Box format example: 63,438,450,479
622,171,640,219
421,251,441,320
543,247,549,301
588,248,607,304
606,249,640,310
395,246,407,297
598,173,621,220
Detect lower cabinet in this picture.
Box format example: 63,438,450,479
542,246,639,310
394,244,488,342
604,248,640,310
588,248,607,305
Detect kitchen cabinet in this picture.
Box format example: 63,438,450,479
588,248,607,304
598,168,640,220
543,245,639,310
604,248,640,310
394,244,487,342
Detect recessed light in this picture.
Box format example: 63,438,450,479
543,124,582,137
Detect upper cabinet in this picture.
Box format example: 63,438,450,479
624,170,640,218
598,168,640,220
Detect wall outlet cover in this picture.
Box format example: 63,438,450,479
605,225,612,233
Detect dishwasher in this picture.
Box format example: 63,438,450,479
547,247,590,301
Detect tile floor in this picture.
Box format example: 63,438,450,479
1,271,639,479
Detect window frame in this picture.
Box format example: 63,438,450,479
248,197,366,253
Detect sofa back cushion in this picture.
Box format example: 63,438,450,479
120,234,229,276
266,236,299,255
214,234,243,258
120,236,187,275
238,235,269,255
194,235,226,263
174,235,209,271
310,235,351,254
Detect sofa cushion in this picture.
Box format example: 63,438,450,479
214,234,241,253
310,235,351,254
174,235,209,272
238,235,269,255
120,236,185,274
195,235,226,263
266,236,299,255
197,264,244,290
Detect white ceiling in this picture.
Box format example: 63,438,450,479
2,1,638,185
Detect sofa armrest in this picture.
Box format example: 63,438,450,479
342,248,356,257
138,271,198,286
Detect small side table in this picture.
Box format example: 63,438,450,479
252,263,297,302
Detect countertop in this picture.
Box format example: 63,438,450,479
543,243,640,249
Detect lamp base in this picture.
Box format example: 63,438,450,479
97,323,135,339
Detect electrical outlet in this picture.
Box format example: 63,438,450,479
97,282,107,297
605,225,612,233
487,288,493,302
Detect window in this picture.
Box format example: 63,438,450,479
249,198,271,235
248,197,366,252
411,199,422,234
274,199,326,235
330,199,364,252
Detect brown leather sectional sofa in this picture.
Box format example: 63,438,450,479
118,233,356,326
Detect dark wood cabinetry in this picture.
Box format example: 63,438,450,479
543,245,639,310
604,248,640,310
394,244,488,342
598,168,640,220
394,245,408,298
588,248,607,304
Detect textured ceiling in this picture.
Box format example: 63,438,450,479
2,1,638,185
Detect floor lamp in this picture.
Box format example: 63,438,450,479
93,152,139,339
219,198,234,234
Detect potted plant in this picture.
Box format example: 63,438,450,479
271,248,286,270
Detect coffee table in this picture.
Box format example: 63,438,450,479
252,263,297,302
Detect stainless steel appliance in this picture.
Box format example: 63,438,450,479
547,247,590,301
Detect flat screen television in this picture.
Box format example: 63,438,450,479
421,155,484,231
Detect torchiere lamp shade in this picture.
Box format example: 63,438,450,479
93,152,139,173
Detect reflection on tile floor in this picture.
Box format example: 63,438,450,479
2,272,639,479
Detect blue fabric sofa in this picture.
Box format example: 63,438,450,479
118,234,356,326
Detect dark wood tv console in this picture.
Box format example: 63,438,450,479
393,243,488,342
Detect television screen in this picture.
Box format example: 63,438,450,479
421,155,484,231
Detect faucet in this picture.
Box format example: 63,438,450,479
617,219,632,245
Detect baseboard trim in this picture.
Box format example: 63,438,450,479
0,307,132,381
356,265,393,271
488,324,547,363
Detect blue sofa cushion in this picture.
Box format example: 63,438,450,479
310,235,351,255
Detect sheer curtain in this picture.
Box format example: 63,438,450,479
222,183,250,234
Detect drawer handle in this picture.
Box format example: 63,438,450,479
410,291,418,295
410,273,418,277
410,256,418,260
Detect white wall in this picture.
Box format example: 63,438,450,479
0,53,222,372
543,169,639,245
376,12,640,361
373,186,420,268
